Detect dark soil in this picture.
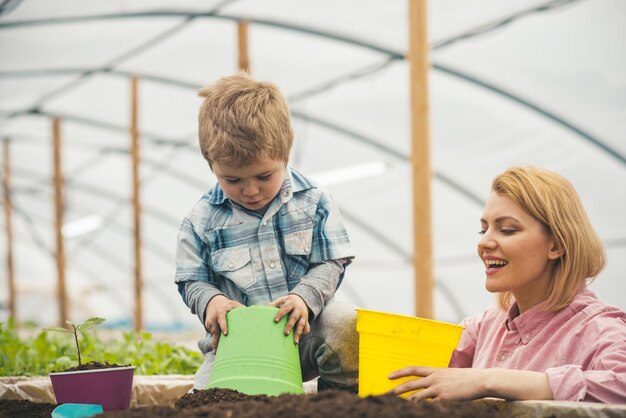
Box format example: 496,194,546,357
0,399,55,418
175,388,270,407
101,390,510,418
0,389,512,418
54,361,131,373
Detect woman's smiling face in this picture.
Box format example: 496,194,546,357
477,192,561,311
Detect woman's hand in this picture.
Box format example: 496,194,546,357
387,366,553,401
269,294,311,344
204,295,244,351
388,366,489,401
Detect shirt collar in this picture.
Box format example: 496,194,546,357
505,301,558,343
207,183,228,206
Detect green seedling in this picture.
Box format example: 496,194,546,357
46,317,105,366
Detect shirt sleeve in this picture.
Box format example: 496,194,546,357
546,316,626,403
175,216,224,324
309,190,355,265
290,258,348,319
448,314,479,368
180,280,225,325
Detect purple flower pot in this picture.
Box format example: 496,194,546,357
49,366,135,411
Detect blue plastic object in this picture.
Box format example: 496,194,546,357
51,403,104,418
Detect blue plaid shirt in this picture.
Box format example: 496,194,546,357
175,167,354,323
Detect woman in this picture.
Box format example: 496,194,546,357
389,166,626,403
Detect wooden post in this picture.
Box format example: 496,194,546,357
2,140,16,320
408,0,434,319
52,118,68,325
238,20,250,72
130,76,143,332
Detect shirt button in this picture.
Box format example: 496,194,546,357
269,262,276,269
283,191,289,197
303,246,310,252
228,262,234,269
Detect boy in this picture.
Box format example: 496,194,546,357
175,71,358,392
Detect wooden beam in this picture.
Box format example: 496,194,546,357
52,118,68,325
2,140,16,320
408,0,434,319
130,76,143,332
238,20,250,72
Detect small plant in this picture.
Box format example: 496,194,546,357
46,317,105,367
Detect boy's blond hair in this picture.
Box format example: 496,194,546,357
492,166,606,312
198,71,293,168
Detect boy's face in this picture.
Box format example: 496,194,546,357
213,157,287,211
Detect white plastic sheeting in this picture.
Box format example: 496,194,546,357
0,0,625,328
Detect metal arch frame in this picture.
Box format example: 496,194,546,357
0,65,487,206
1,64,488,205
0,11,406,59
1,5,623,321
3,63,625,246
0,8,623,165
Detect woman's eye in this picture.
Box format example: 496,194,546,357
501,229,516,235
478,229,486,235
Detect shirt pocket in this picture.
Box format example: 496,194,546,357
211,244,256,290
283,228,313,284
284,228,313,256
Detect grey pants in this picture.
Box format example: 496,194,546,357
194,300,359,391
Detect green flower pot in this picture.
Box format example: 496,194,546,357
208,305,304,396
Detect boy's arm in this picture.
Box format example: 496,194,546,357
175,216,225,325
179,280,225,325
288,189,354,319
290,258,349,320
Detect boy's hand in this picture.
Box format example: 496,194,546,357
204,295,244,351
269,294,311,344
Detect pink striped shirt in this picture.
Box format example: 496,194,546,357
449,288,626,403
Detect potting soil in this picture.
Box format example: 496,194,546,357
0,399,55,418
53,361,131,373
0,388,509,418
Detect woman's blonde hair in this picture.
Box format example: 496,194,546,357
492,166,606,311
198,71,293,168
